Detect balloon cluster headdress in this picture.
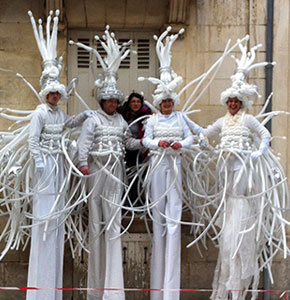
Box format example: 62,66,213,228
138,26,184,108
220,39,275,109
70,25,132,104
28,10,71,102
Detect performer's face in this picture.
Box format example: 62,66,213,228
227,97,242,115
102,98,118,115
129,97,142,112
160,99,174,115
47,91,61,106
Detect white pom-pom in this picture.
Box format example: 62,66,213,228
38,19,42,25
167,26,172,32
16,73,23,78
106,25,110,30
69,40,74,45
138,77,145,81
272,61,276,66
179,28,185,35
56,9,60,16
28,11,33,17
94,35,100,40
153,35,158,41
282,136,287,140
49,10,53,16
132,50,137,55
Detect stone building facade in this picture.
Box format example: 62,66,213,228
0,0,289,299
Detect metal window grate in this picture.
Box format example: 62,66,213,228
77,38,90,68
137,39,150,69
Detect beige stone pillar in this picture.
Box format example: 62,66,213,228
272,0,290,238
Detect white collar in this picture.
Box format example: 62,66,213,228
46,103,59,112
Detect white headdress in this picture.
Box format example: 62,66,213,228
138,26,184,108
70,25,132,104
28,10,70,102
220,39,275,109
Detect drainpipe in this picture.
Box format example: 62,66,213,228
265,0,274,133
264,0,274,299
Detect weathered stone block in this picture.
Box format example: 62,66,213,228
209,25,248,52
249,0,267,25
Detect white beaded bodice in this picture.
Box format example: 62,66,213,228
40,123,64,153
150,113,184,155
219,125,252,151
90,125,125,156
153,126,183,143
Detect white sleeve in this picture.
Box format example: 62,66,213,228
246,115,271,140
64,110,93,128
29,111,44,165
203,118,223,139
123,120,143,150
77,117,96,167
246,115,271,153
142,115,159,149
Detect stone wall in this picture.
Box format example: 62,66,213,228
0,1,68,121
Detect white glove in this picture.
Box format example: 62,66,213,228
35,159,44,174
259,138,270,154
64,110,94,128
251,138,270,160
198,133,209,149
251,150,262,160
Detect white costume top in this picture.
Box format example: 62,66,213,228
29,104,67,163
204,111,270,145
78,108,142,166
142,111,193,150
204,111,270,171
29,103,89,164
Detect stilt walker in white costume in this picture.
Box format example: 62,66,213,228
193,40,290,300
25,10,93,300
70,26,143,300
0,9,91,300
140,27,203,300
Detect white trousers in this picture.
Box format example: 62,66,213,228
211,168,258,300
150,156,182,300
26,157,65,300
87,159,125,300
